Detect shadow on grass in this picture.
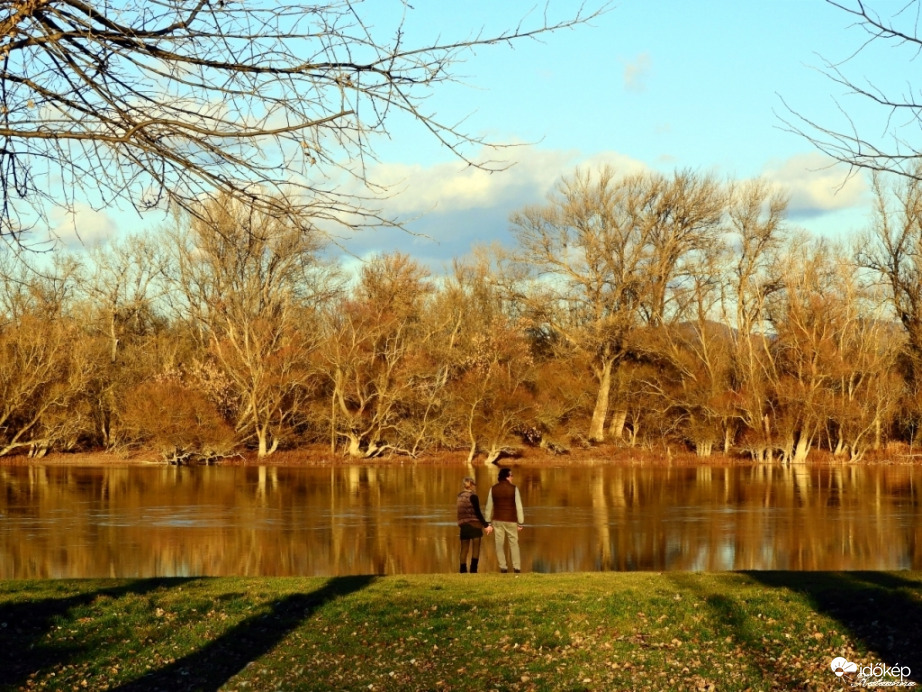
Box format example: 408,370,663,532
667,572,922,686
665,573,809,690
112,575,376,692
0,578,197,690
746,571,922,682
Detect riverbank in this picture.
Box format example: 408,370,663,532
3,441,921,467
0,571,918,691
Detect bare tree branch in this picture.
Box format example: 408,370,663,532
0,0,609,246
780,0,922,180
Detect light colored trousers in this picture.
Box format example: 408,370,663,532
492,520,521,571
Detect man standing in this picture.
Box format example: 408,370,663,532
484,467,525,573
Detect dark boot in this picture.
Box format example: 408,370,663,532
470,558,479,574
460,563,467,573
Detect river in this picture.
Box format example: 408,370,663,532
0,463,919,578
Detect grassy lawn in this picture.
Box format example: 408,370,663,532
0,571,919,691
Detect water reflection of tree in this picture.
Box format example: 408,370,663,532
0,465,920,577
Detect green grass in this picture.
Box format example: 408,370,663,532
1,572,920,691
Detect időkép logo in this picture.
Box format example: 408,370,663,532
831,657,916,687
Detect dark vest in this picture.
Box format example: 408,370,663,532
490,481,518,523
457,490,479,525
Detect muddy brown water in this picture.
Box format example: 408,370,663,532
0,463,919,578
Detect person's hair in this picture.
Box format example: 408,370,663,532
498,467,512,481
461,477,476,491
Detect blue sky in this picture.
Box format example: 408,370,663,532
52,1,906,269
328,0,896,269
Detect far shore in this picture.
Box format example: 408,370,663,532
3,442,922,467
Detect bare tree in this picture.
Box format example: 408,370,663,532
721,180,789,462
782,0,922,179
119,373,236,464
438,250,537,464
320,251,487,459
78,235,167,364
764,236,900,463
820,262,900,461
858,173,922,376
768,237,844,463
639,256,737,458
0,256,97,456
169,193,338,456
510,166,725,443
69,235,169,448
0,0,607,244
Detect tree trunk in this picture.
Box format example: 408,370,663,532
626,419,639,447
329,394,337,454
588,359,614,443
256,420,279,457
723,424,734,454
833,430,847,457
608,409,627,440
344,434,363,458
792,426,812,464
792,437,810,463
695,440,713,457
108,312,119,363
780,434,794,465
466,401,479,464
761,414,774,464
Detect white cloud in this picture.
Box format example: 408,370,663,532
622,53,652,93
574,151,649,178
761,152,867,217
329,147,648,270
365,148,567,216
366,146,646,217
47,204,118,249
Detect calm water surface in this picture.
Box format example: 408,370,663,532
0,463,920,578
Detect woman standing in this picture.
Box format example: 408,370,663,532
456,477,492,573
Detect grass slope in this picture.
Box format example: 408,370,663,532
0,572,919,691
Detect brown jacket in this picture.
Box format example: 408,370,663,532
456,490,488,526
485,480,524,524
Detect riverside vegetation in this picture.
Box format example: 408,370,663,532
1,572,920,691
9,168,922,468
